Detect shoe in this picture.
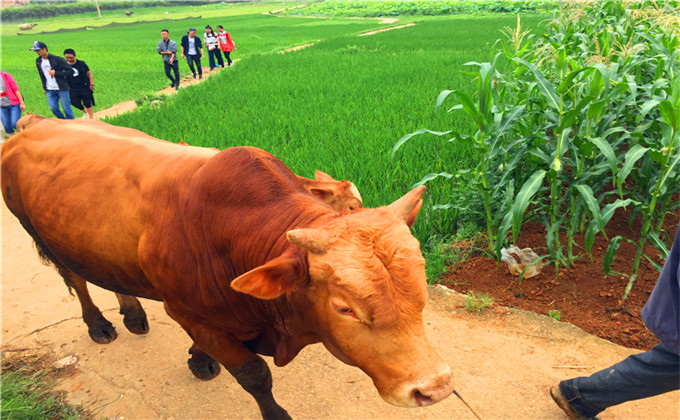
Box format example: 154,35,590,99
170,83,175,88
199,75,203,79
82,114,88,120
550,386,597,420
175,84,179,91
192,73,197,79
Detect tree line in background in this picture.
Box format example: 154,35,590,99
395,0,680,298
2,0,249,21
290,0,557,17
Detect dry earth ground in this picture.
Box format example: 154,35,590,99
2,202,679,419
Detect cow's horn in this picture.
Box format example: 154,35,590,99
287,228,330,254
388,185,426,227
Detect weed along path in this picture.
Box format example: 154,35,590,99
2,203,678,419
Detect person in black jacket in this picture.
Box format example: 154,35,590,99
30,41,75,119
63,48,95,120
180,28,205,79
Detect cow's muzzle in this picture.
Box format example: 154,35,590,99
383,364,454,407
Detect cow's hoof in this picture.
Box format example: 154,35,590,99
188,356,221,380
122,309,149,335
88,318,117,344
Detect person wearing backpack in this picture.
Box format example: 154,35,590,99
204,25,224,70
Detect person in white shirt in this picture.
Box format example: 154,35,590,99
30,41,75,119
181,28,205,79
203,25,224,70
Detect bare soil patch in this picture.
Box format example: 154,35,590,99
441,209,679,351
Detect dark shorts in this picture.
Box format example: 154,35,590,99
70,90,95,110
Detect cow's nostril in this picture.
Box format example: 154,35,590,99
413,390,433,407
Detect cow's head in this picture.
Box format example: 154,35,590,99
305,170,363,213
15,113,45,133
231,186,453,407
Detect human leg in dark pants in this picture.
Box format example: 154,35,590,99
223,51,232,66
164,61,180,87
557,342,680,418
214,49,224,68
187,54,202,77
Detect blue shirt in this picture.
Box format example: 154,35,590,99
641,226,680,355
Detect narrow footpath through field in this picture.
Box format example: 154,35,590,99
2,202,678,419
94,17,417,120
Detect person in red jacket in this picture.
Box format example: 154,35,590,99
216,25,236,67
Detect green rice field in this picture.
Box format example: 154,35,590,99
1,2,546,243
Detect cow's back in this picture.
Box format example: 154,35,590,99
1,118,215,299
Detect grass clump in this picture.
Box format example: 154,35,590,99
1,355,84,420
548,310,561,321
464,292,495,312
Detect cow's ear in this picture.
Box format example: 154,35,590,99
388,185,425,228
314,170,336,182
230,250,304,300
308,183,334,202
287,228,330,254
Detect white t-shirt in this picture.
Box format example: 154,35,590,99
188,37,197,55
41,58,59,90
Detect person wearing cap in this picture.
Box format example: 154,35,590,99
180,28,205,79
63,48,95,120
203,25,224,70
158,29,180,90
30,41,75,119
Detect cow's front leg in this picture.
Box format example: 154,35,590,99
187,342,221,380
228,357,292,420
165,304,291,420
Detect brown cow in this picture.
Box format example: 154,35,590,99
177,140,363,212
2,118,453,418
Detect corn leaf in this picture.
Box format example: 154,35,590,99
511,170,546,242
602,236,623,274
392,128,451,158
413,172,454,188
575,184,602,231
617,144,648,195
514,58,560,111
589,136,618,178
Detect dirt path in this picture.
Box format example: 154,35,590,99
94,63,237,120
2,202,678,419
94,20,415,120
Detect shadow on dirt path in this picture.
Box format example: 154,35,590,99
2,202,678,419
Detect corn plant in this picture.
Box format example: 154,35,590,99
393,53,544,256
398,0,679,299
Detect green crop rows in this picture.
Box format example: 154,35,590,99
3,0,674,296
2,13,383,117
106,14,545,244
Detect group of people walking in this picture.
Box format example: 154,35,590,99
157,25,235,90
1,24,235,138
1,40,96,138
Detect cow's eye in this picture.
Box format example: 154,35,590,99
333,303,360,320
